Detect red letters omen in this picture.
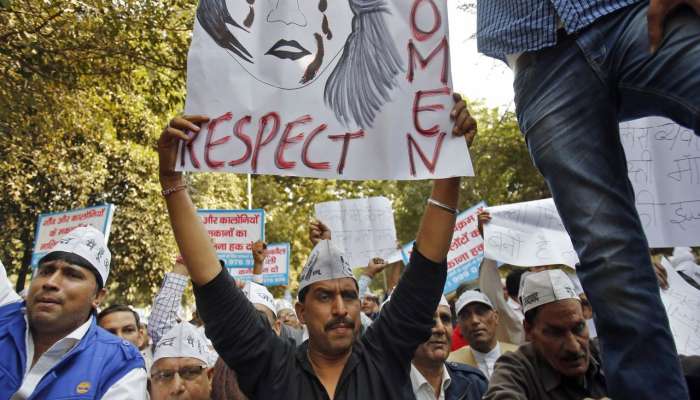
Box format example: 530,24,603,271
406,0,451,176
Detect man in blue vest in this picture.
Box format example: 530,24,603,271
0,226,146,399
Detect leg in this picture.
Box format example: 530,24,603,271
513,33,689,399
605,2,700,132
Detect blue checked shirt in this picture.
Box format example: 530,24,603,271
477,0,642,60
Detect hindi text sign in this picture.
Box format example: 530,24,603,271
227,242,290,287
620,117,700,246
660,258,700,356
484,199,579,268
32,204,116,267
197,209,265,270
401,201,486,294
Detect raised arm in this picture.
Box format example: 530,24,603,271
157,115,220,286
362,94,476,367
157,117,291,397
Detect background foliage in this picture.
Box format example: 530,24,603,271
0,0,551,306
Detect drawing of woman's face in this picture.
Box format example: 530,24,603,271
226,0,353,90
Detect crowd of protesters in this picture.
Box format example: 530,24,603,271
2,0,700,398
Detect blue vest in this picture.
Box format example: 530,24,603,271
0,301,145,399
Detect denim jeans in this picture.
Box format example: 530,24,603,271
513,2,699,399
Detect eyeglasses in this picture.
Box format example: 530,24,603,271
151,365,207,383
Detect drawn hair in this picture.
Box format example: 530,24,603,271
197,0,253,63
324,0,404,129
196,0,404,128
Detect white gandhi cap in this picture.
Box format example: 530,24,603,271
298,240,356,296
153,322,216,367
520,269,579,314
243,281,277,317
41,226,110,287
455,290,494,316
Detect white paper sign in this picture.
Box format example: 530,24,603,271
660,258,700,356
620,117,700,247
32,204,116,267
315,197,397,267
180,0,472,180
484,199,579,268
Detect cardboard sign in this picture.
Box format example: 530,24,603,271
197,209,265,269
181,0,473,180
227,242,290,287
620,117,700,246
32,204,116,267
401,201,486,294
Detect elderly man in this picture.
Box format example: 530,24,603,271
0,227,146,399
150,321,217,400
403,295,487,400
484,270,607,399
155,96,476,398
448,290,518,379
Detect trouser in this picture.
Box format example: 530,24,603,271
513,2,699,398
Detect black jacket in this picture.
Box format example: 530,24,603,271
194,249,446,399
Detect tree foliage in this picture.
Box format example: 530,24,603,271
0,0,550,306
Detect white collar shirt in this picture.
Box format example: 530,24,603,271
12,313,92,400
471,342,502,379
11,311,147,400
410,363,451,400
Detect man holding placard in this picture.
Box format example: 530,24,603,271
155,95,476,399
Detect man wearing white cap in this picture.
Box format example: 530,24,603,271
150,321,216,400
403,295,487,400
448,290,518,379
157,94,476,399
484,270,607,399
0,226,146,399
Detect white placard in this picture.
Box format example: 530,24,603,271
660,258,700,356
484,199,579,268
315,197,397,268
620,117,700,247
180,0,472,180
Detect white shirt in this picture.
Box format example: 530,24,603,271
471,343,502,379
0,264,147,399
410,363,451,400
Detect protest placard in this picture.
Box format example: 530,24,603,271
315,197,397,268
660,258,700,356
180,0,473,180
620,117,700,247
227,242,290,287
197,209,265,270
484,199,579,268
32,204,116,267
401,201,486,294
